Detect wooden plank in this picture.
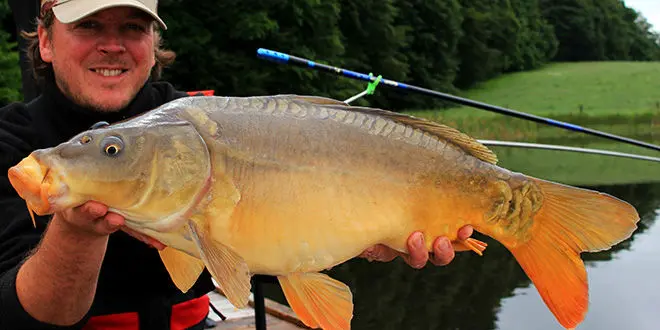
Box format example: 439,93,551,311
249,296,311,329
211,313,306,330
208,290,309,330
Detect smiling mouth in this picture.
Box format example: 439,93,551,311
91,68,128,77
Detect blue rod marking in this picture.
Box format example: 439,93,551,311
342,70,371,81
257,48,289,62
546,119,585,132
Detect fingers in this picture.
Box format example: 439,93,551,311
94,212,125,235
457,225,474,241
402,232,429,269
57,201,166,249
104,212,125,228
429,237,454,266
55,201,125,236
398,226,474,268
430,226,473,265
71,201,108,222
359,226,476,268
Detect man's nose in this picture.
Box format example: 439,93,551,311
97,33,126,54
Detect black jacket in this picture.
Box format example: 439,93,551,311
0,80,214,329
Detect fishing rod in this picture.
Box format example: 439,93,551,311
256,48,660,153
478,140,660,163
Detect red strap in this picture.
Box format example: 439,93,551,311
83,312,139,330
171,294,209,330
83,295,209,330
186,90,215,96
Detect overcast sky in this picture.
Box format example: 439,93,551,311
624,0,660,32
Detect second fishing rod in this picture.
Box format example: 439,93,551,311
257,48,660,153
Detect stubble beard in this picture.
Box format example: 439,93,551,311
54,69,147,113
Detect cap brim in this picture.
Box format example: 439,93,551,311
52,0,167,30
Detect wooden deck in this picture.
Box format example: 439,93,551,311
207,290,309,330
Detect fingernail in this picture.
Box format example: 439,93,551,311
415,234,424,248
444,238,452,251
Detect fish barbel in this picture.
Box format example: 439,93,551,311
7,95,639,330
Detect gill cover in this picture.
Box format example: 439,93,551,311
106,120,214,225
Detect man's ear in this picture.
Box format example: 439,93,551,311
38,25,53,63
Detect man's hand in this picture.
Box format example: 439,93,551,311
53,201,125,236
358,225,474,268
55,200,165,249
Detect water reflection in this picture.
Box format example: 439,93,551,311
261,182,660,330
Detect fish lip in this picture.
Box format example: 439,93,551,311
7,154,68,215
7,163,49,215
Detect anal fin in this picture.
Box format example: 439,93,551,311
188,220,251,308
453,238,488,256
158,247,205,293
278,272,353,330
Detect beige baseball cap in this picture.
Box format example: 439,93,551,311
41,0,167,30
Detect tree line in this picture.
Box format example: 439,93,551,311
1,0,659,110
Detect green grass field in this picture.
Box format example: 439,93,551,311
404,62,660,186
426,61,660,115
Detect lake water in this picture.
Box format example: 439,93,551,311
261,147,660,330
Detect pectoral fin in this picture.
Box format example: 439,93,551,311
188,220,251,308
278,272,353,330
158,247,205,293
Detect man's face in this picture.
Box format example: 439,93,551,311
38,7,156,112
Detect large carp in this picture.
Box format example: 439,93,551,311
7,95,639,330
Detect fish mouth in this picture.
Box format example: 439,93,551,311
7,154,66,219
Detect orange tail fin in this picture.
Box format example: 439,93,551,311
507,178,639,329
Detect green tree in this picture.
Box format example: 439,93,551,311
507,0,558,71
596,0,632,60
159,0,350,100
540,0,660,61
336,0,408,108
454,0,521,88
390,0,463,109
624,9,660,61
540,0,602,61
0,0,22,106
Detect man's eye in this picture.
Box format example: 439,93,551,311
126,23,147,32
76,21,99,30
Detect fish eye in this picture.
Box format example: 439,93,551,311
105,145,120,156
81,135,92,144
101,136,124,157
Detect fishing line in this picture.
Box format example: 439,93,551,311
256,48,660,153
479,140,660,163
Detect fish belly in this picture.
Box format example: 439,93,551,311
207,166,404,274
209,158,493,276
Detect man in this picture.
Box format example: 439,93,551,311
0,1,474,329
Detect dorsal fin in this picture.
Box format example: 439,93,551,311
293,95,349,106
294,95,498,165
